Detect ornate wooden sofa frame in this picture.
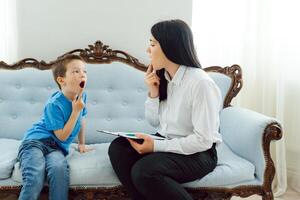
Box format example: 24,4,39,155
0,41,282,200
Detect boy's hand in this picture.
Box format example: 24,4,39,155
78,144,94,153
72,90,85,113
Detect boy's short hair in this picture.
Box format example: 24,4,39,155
52,54,84,89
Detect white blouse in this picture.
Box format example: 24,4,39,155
145,65,222,155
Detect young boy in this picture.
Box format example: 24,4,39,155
17,54,89,200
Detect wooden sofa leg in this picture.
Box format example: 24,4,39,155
85,191,94,200
205,192,232,200
262,190,273,200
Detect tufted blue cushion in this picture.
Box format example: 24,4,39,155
82,64,156,143
0,65,229,143
0,68,57,140
0,63,156,143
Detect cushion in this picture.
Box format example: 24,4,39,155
207,72,232,105
0,139,21,179
67,143,120,186
12,142,255,187
12,143,121,186
183,142,255,187
0,63,156,143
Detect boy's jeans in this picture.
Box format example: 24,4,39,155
17,138,69,200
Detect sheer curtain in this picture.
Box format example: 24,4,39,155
192,0,300,196
0,0,18,63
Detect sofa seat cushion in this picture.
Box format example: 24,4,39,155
183,142,255,187
0,139,21,179
11,143,120,186
67,143,120,186
12,142,255,187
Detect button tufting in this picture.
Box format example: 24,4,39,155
107,87,113,92
0,98,3,103
92,101,97,105
47,86,52,90
137,88,143,93
122,101,128,106
12,114,17,119
137,117,142,121
106,117,112,121
16,84,21,89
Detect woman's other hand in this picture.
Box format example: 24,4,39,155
127,133,154,154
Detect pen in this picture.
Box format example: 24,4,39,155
126,133,136,137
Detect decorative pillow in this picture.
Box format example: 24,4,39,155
0,139,21,179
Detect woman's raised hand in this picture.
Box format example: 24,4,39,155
145,64,160,98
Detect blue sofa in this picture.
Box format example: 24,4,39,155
0,41,282,200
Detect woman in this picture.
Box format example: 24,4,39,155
108,19,222,200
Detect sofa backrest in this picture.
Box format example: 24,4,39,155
0,41,242,144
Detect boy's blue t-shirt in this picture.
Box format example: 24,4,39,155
23,91,87,155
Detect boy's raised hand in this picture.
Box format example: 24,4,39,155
72,89,85,113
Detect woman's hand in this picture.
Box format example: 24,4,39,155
127,133,154,154
145,64,160,98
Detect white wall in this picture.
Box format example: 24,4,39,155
16,0,192,64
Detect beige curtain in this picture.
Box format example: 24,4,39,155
0,0,18,63
192,0,300,196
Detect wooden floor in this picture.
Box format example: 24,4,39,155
232,188,300,200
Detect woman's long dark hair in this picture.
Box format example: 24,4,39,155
151,19,201,101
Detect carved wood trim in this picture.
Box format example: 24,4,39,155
0,41,147,72
58,41,147,72
204,64,243,108
261,122,282,199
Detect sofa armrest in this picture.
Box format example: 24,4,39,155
219,106,282,184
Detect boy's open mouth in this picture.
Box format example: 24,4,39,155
79,81,85,88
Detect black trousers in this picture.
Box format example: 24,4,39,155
108,137,217,200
